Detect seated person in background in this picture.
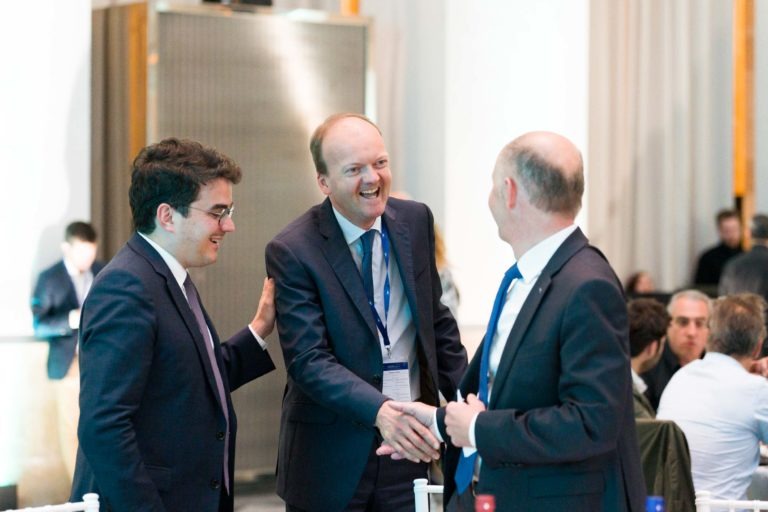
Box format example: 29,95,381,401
642,290,710,410
693,209,743,287
719,214,768,305
657,293,768,501
625,270,656,297
628,298,670,418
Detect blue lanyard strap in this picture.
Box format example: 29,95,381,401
366,224,392,356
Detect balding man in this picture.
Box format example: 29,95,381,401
384,132,645,511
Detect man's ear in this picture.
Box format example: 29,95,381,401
505,177,518,209
156,203,175,232
317,173,331,196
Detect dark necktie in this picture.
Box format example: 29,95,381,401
454,263,522,495
360,230,376,303
183,274,230,493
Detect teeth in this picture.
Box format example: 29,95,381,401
360,187,379,198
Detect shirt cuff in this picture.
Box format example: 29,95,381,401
461,412,480,457
247,325,268,349
468,411,479,448
432,409,443,442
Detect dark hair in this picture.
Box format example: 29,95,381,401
716,209,739,226
708,293,767,357
65,221,97,243
750,214,768,241
628,298,670,357
625,271,649,295
309,113,381,176
505,143,584,217
129,138,242,234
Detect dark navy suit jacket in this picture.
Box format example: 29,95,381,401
437,229,646,511
71,233,275,512
31,259,105,379
266,197,467,511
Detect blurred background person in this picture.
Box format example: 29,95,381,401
641,290,711,411
434,224,460,318
693,209,743,289
720,214,768,356
625,270,656,297
628,298,670,418
657,293,768,501
719,214,768,304
30,221,105,481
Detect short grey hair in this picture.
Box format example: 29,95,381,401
667,289,712,317
707,293,767,357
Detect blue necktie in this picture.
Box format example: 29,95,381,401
454,263,522,495
360,230,376,302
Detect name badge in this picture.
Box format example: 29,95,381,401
382,362,412,402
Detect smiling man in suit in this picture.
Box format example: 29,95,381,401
31,221,105,480
266,113,467,511
383,131,645,511
70,138,277,512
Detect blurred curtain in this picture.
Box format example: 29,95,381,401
588,0,734,291
91,3,147,260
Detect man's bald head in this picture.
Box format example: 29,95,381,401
498,131,584,219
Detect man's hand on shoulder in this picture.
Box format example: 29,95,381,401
249,277,276,339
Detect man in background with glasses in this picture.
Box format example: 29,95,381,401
641,289,711,411
71,138,277,512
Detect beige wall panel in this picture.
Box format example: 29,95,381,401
152,5,369,476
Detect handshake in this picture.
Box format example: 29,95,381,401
374,393,487,463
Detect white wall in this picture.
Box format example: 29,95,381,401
444,0,590,327
0,0,91,487
0,3,91,336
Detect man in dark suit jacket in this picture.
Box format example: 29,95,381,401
384,132,645,511
720,214,768,303
31,221,105,480
31,221,104,380
266,113,467,511
70,138,276,512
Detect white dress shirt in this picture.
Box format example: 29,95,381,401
332,208,420,399
464,224,578,449
64,258,94,307
138,232,266,349
657,352,768,500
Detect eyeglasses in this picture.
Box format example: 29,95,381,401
187,205,235,226
672,316,707,329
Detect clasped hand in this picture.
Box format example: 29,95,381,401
375,394,486,461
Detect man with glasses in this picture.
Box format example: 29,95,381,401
71,138,277,512
641,290,711,411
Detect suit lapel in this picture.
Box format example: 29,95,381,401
383,206,420,331
127,234,227,409
489,229,588,409
317,200,380,343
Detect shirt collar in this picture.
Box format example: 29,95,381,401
332,206,383,245
138,232,189,294
631,369,648,393
515,224,579,283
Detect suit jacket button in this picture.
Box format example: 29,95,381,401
217,431,225,441
372,374,382,385
210,479,220,490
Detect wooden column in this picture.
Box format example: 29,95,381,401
733,0,754,247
